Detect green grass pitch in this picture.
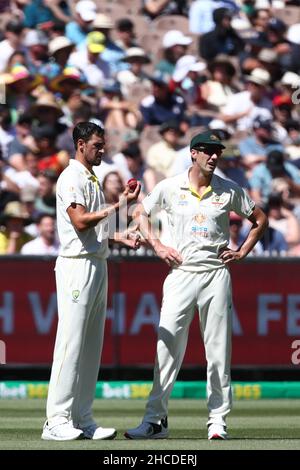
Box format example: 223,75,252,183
0,399,300,450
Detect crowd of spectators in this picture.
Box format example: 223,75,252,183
1,0,300,256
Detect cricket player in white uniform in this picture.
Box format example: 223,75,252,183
42,122,140,441
125,130,268,440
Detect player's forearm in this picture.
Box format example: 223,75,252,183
132,206,158,249
239,213,268,257
70,203,120,232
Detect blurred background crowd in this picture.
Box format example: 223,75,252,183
1,0,300,256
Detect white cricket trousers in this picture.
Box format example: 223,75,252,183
46,255,107,428
144,267,232,426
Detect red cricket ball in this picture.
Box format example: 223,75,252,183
127,178,138,192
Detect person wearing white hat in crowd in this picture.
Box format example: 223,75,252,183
23,29,49,76
40,36,74,79
156,30,193,77
170,55,207,107
220,67,272,131
117,47,152,99
65,0,97,47
285,23,300,73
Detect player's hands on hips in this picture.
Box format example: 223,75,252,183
153,241,182,267
218,248,243,264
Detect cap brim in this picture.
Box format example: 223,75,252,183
246,76,268,86
88,44,105,54
193,142,226,150
189,62,206,73
122,56,150,64
79,12,96,22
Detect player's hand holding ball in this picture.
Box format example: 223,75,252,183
127,178,138,192
119,178,141,207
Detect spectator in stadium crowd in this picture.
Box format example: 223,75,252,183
146,120,185,179
0,152,20,204
7,112,34,171
5,50,27,73
122,143,156,195
3,64,44,125
140,71,186,126
114,18,137,52
23,29,49,76
200,7,244,61
102,171,127,232
40,35,74,80
266,192,300,251
5,148,40,203
215,143,250,190
249,149,300,206
0,200,32,254
156,30,193,77
169,55,207,111
285,119,300,162
264,18,293,71
220,68,272,131
34,169,57,216
117,48,152,100
201,56,237,110
0,20,24,73
32,124,69,176
286,22,300,73
65,0,97,47
49,66,87,102
0,105,14,161
271,95,295,143
238,116,283,170
21,213,59,255
111,129,141,181
68,31,110,88
30,92,65,132
189,0,239,35
99,80,142,130
92,14,128,75
102,171,125,206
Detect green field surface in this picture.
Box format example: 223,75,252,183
0,399,300,450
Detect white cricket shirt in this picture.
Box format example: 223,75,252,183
56,159,109,258
142,169,255,272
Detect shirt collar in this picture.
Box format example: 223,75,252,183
179,169,222,199
69,159,99,182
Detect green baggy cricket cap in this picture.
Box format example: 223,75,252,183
190,130,226,150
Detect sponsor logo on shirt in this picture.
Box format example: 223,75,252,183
72,290,80,302
211,193,226,206
191,226,209,237
191,213,209,237
177,193,188,205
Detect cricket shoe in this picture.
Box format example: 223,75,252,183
41,420,84,441
208,423,228,440
79,424,117,440
124,417,168,439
